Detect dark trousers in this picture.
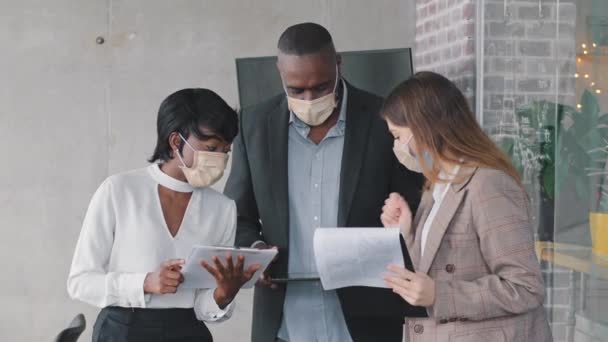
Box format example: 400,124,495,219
93,307,213,342
344,316,404,342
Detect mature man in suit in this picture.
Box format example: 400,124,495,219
224,22,424,342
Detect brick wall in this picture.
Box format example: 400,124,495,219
542,262,608,342
414,0,476,105
481,0,577,136
482,2,578,341
480,0,577,259
542,262,578,342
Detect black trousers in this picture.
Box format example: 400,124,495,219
92,307,213,342
344,316,403,342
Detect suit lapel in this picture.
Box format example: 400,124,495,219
337,84,373,227
417,186,466,274
267,98,290,247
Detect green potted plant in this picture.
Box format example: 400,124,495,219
583,90,608,258
499,100,560,241
498,90,608,244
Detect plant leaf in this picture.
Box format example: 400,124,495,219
542,162,555,200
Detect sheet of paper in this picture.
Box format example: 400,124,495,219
180,246,277,289
313,228,404,290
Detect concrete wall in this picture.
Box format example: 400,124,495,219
0,1,415,341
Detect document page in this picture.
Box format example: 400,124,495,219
313,228,404,290
181,246,278,289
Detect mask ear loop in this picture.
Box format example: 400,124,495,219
282,79,290,98
175,133,196,168
405,134,418,157
284,64,341,99
404,134,414,152
175,148,188,168
394,134,413,151
332,64,340,94
332,64,342,109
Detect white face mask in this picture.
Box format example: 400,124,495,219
285,65,340,126
175,134,228,188
393,135,431,173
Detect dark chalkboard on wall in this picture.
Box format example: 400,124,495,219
235,48,413,109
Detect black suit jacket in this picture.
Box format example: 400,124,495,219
224,82,424,342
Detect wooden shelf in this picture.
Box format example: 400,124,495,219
535,241,608,280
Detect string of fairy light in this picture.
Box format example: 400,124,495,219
575,42,603,109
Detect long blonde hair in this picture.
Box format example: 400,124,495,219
381,71,521,186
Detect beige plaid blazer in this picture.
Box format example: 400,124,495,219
403,167,552,342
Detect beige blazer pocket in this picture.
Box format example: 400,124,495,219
449,328,506,342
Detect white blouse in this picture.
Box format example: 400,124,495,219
67,164,236,322
420,165,461,257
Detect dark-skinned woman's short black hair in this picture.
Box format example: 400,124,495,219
148,88,238,163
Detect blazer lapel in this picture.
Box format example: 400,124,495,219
267,98,290,247
417,186,466,274
416,166,478,273
337,84,373,227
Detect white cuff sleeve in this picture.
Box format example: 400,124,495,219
111,272,148,308
194,288,235,323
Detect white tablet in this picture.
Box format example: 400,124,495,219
180,245,278,289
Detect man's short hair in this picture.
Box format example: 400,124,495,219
277,22,336,56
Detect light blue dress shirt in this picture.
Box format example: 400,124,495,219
277,81,353,342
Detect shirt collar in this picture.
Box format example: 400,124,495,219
432,164,462,202
432,175,449,202
147,163,194,193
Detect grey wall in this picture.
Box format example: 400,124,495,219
0,1,415,341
